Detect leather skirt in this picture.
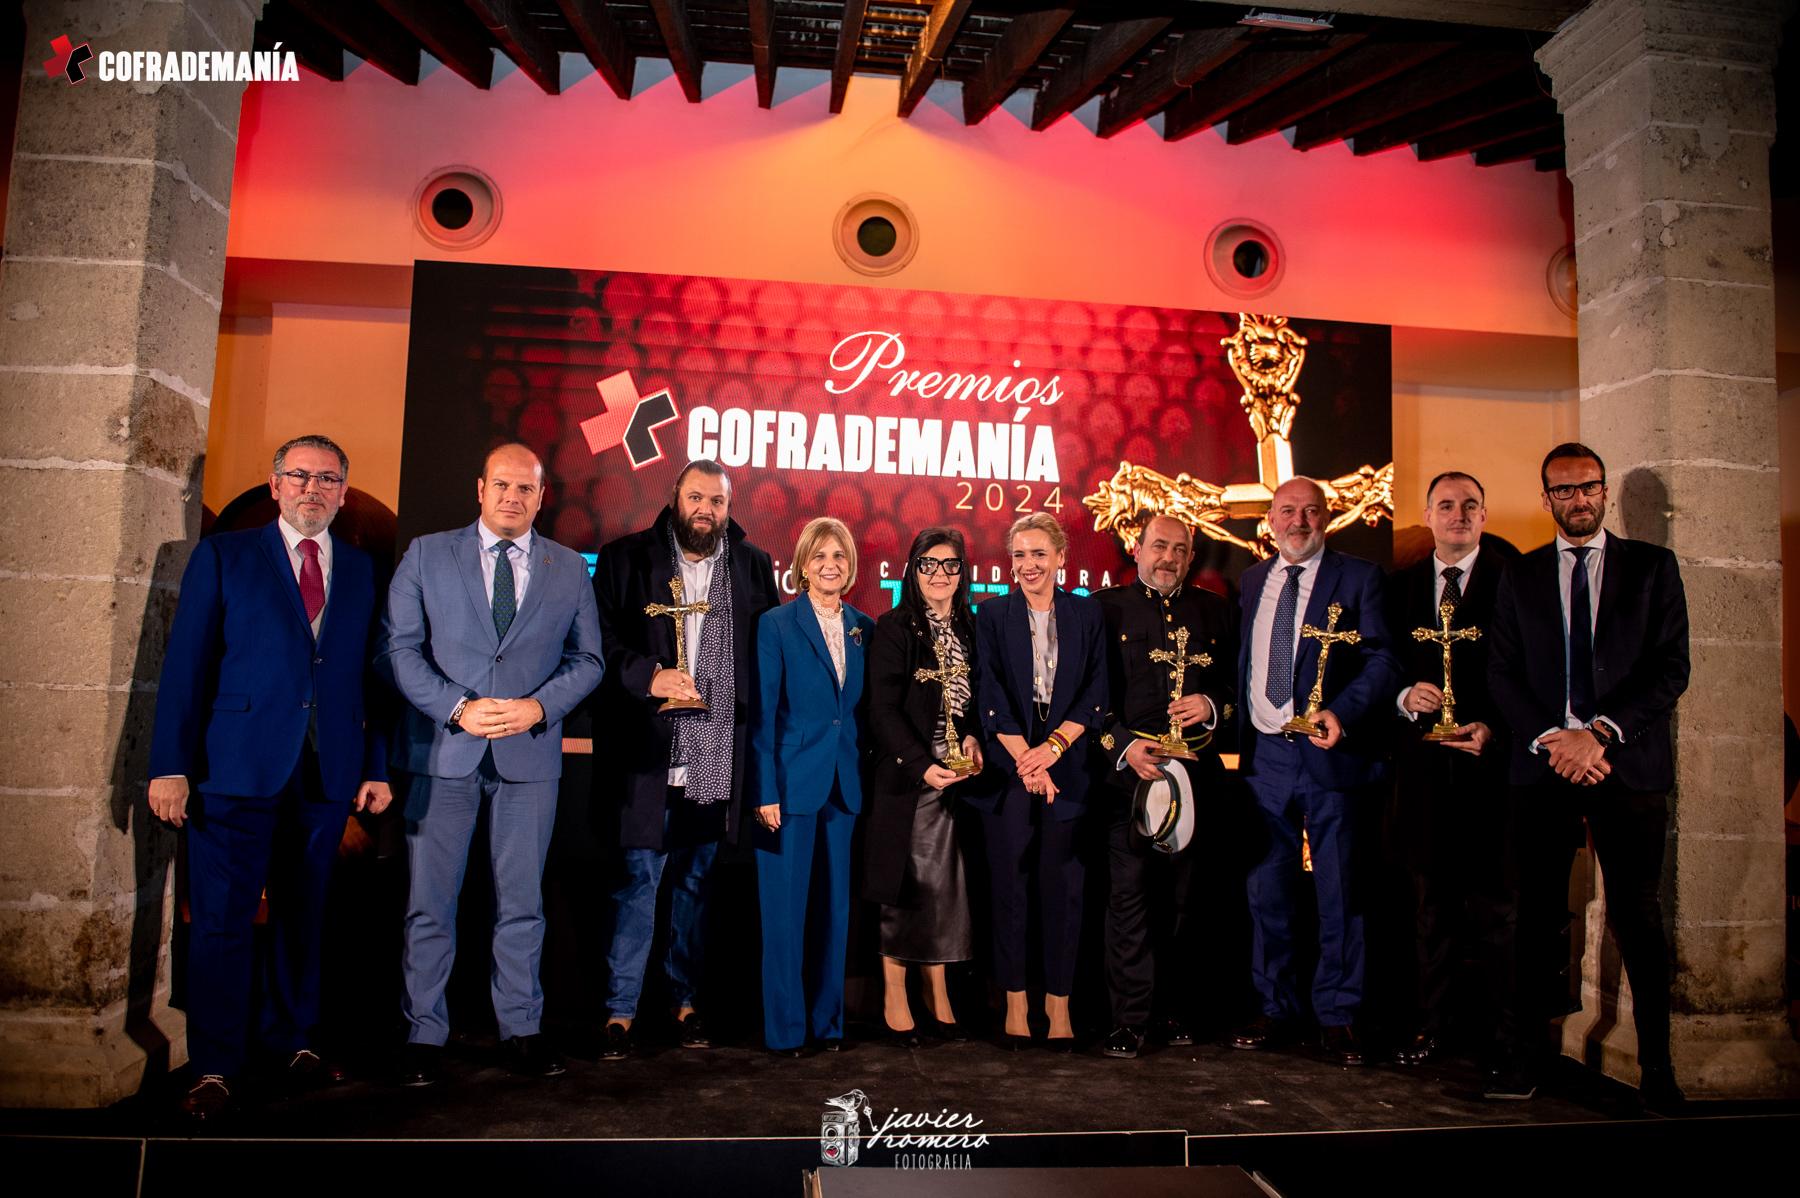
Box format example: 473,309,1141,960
878,786,974,964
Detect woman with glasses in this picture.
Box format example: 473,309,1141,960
970,513,1108,1049
863,527,984,1046
751,517,877,1056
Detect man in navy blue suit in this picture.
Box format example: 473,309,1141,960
149,434,390,1121
379,443,603,1086
1230,476,1399,1066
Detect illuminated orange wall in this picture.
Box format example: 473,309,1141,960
210,66,1579,522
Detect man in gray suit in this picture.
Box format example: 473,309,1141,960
379,443,604,1085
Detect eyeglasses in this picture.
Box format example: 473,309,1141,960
1545,480,1604,501
277,469,345,491
915,557,964,577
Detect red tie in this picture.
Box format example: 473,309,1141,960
297,538,325,625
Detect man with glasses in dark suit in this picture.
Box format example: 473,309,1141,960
1487,442,1690,1110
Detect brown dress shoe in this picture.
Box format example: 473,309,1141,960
1320,1025,1366,1067
1227,1014,1293,1051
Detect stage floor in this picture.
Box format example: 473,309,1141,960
4,1029,1795,1196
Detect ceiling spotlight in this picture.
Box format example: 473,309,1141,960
1239,10,1336,31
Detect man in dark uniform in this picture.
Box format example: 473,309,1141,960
591,460,779,1056
1095,515,1236,1058
1385,471,1519,1067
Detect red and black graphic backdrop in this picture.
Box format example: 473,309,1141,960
398,261,1393,604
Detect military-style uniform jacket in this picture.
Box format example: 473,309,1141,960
1095,579,1237,794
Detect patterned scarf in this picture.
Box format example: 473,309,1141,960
669,531,735,805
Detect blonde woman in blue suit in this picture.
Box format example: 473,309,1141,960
752,517,877,1055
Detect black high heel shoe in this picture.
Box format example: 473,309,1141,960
920,1014,968,1042
883,1019,925,1049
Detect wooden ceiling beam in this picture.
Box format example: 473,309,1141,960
962,5,1075,126
647,0,704,103
288,0,419,85
463,0,561,94
1415,103,1560,160
375,0,491,89
556,0,635,100
898,1,975,118
1473,129,1565,166
748,0,778,108
830,1,872,114
1535,151,1566,172
1293,43,1526,150
1095,25,1240,139
1034,17,1173,133
1224,36,1456,144
1349,70,1545,156
1163,32,1368,144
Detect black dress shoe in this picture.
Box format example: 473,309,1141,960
1227,1014,1292,1051
676,1012,712,1050
397,1043,443,1088
1102,1026,1144,1059
1481,1062,1538,1101
768,1045,806,1059
1639,1064,1686,1114
180,1075,234,1121
883,1020,925,1049
1152,1017,1194,1048
284,1048,350,1089
503,1034,566,1079
820,1038,846,1053
1394,1032,1440,1067
1320,1025,1366,1067
600,1021,635,1062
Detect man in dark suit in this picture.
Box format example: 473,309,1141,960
1487,442,1689,1109
590,460,777,1057
379,443,604,1086
149,434,390,1120
1386,472,1520,1066
1231,476,1400,1066
1094,515,1236,1059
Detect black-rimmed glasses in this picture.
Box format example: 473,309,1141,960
915,557,964,577
1545,480,1604,501
277,469,346,491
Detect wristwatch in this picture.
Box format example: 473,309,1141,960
448,696,471,730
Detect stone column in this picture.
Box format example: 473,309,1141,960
1538,0,1799,1097
0,0,260,1107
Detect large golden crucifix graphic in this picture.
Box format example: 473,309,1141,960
1083,313,1394,559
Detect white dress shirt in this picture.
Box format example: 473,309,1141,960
1534,528,1622,746
665,536,724,787
477,521,534,607
1247,549,1323,735
1396,544,1480,720
277,516,332,637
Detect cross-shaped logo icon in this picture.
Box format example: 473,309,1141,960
44,35,93,85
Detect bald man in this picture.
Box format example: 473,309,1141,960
378,443,604,1085
1230,477,1399,1066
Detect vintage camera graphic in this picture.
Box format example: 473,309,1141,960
821,1089,871,1167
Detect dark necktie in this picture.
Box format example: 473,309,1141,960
1567,546,1595,721
492,540,517,640
1439,565,1464,611
1264,564,1304,707
297,538,325,626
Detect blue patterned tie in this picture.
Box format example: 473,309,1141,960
492,540,517,640
1264,564,1304,707
1567,546,1594,721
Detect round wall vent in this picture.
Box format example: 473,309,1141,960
1203,218,1285,300
1547,244,1578,318
414,167,502,251
834,194,919,277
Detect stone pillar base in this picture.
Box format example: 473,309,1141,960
0,996,185,1109
1668,1013,1800,1099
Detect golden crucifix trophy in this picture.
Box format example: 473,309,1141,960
1281,602,1362,737
914,639,977,777
644,577,711,714
1412,600,1481,741
1147,626,1212,761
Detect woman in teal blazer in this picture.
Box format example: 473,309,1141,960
752,517,877,1054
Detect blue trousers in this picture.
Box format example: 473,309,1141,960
401,752,558,1044
755,790,855,1051
604,802,720,1019
185,748,347,1079
980,781,1085,995
1243,732,1364,1027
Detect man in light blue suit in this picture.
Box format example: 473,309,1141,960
378,443,603,1085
